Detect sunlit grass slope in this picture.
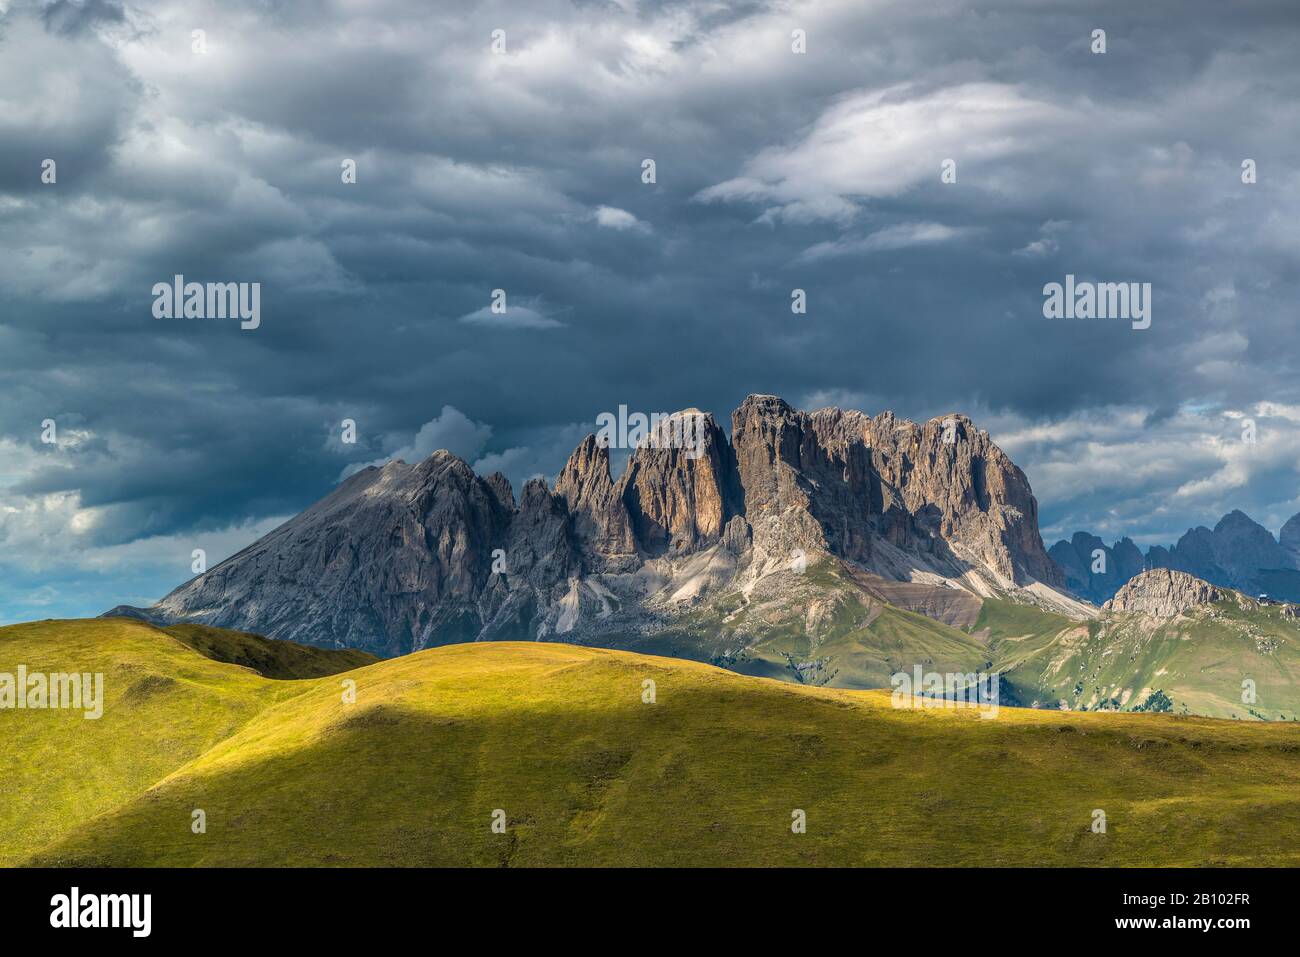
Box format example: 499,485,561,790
0,618,311,864
6,619,1300,867
975,596,1300,719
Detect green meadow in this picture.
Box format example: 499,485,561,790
3,617,1299,867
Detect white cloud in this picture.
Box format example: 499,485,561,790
696,82,1074,222
593,205,648,232
471,447,538,481
457,303,562,330
1013,220,1070,258
987,403,1300,545
0,430,290,584
345,405,493,475
798,222,975,261
471,421,592,489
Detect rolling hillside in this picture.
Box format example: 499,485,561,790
5,618,1300,867
973,590,1300,720
0,618,373,865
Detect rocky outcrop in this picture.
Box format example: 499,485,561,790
1102,569,1222,617
861,410,1062,587
730,396,1062,586
476,478,580,643
721,514,751,554
557,411,743,565
731,395,865,562
108,393,1071,656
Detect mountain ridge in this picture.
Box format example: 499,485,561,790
1052,508,1300,604
106,393,1080,666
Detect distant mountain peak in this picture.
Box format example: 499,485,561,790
1058,508,1300,606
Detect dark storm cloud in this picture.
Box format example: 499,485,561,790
40,0,124,35
3,0,1300,616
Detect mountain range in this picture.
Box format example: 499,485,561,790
101,393,1300,719
107,394,1083,657
1050,509,1300,605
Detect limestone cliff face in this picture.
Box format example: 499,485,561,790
557,411,742,564
731,395,841,559
862,410,1061,586
616,410,741,557
729,395,1061,586
555,435,638,572
1102,568,1222,616
476,478,580,643
112,393,1069,655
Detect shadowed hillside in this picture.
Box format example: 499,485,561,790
161,623,377,679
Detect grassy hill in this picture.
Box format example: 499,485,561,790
5,617,1300,866
0,618,373,865
973,596,1300,720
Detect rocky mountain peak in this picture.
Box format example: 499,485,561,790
731,395,832,558
1102,568,1223,616
555,434,638,572
556,433,613,502
1048,533,1147,605
1206,509,1285,579
484,471,515,512
617,409,740,556
1061,507,1300,605
864,408,1062,586
737,393,793,415
1279,512,1300,562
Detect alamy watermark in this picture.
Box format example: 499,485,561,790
152,274,261,330
1042,274,1150,330
50,887,150,937
595,406,708,460
890,665,1000,718
0,666,103,719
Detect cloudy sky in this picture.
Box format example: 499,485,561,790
2,0,1300,623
